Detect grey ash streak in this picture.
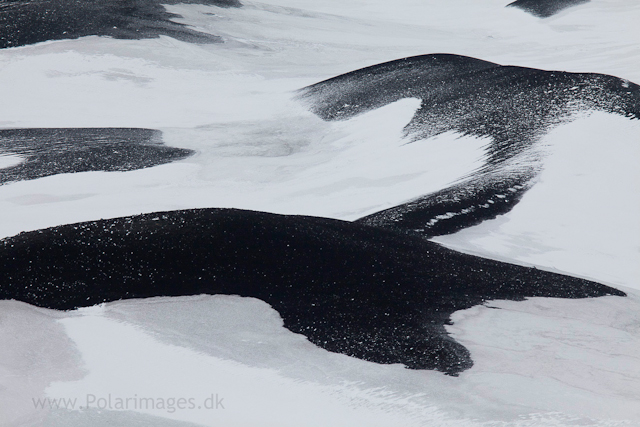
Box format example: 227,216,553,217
0,0,241,49
0,128,193,185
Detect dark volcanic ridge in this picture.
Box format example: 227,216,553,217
507,0,591,18
298,54,640,238
0,128,194,185
0,0,241,49
0,208,624,375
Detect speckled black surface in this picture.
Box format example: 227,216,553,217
507,0,590,18
0,208,624,375
0,128,193,185
0,0,241,49
298,54,640,237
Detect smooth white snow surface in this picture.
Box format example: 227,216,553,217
1,293,638,426
0,155,24,170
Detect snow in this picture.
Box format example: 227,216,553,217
0,98,488,236
449,293,640,423
45,299,438,427
3,294,639,426
0,301,85,427
435,112,640,290
0,155,24,169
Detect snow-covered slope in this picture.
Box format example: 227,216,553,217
435,111,640,290
3,293,640,426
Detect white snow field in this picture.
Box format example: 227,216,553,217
1,0,639,426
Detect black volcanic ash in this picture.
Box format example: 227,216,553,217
0,208,624,375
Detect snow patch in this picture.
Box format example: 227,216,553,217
435,112,640,290
0,154,24,169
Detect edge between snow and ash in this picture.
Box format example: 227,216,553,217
0,0,242,49
506,0,591,18
432,111,640,291
297,53,640,238
0,208,625,376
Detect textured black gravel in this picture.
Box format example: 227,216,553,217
0,208,625,375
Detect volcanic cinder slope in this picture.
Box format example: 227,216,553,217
299,54,640,237
0,208,624,375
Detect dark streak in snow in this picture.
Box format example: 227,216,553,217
0,0,241,49
298,54,640,238
0,128,194,185
0,208,625,375
507,0,591,18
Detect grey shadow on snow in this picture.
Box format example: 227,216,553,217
298,54,640,238
0,0,241,49
0,128,194,185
